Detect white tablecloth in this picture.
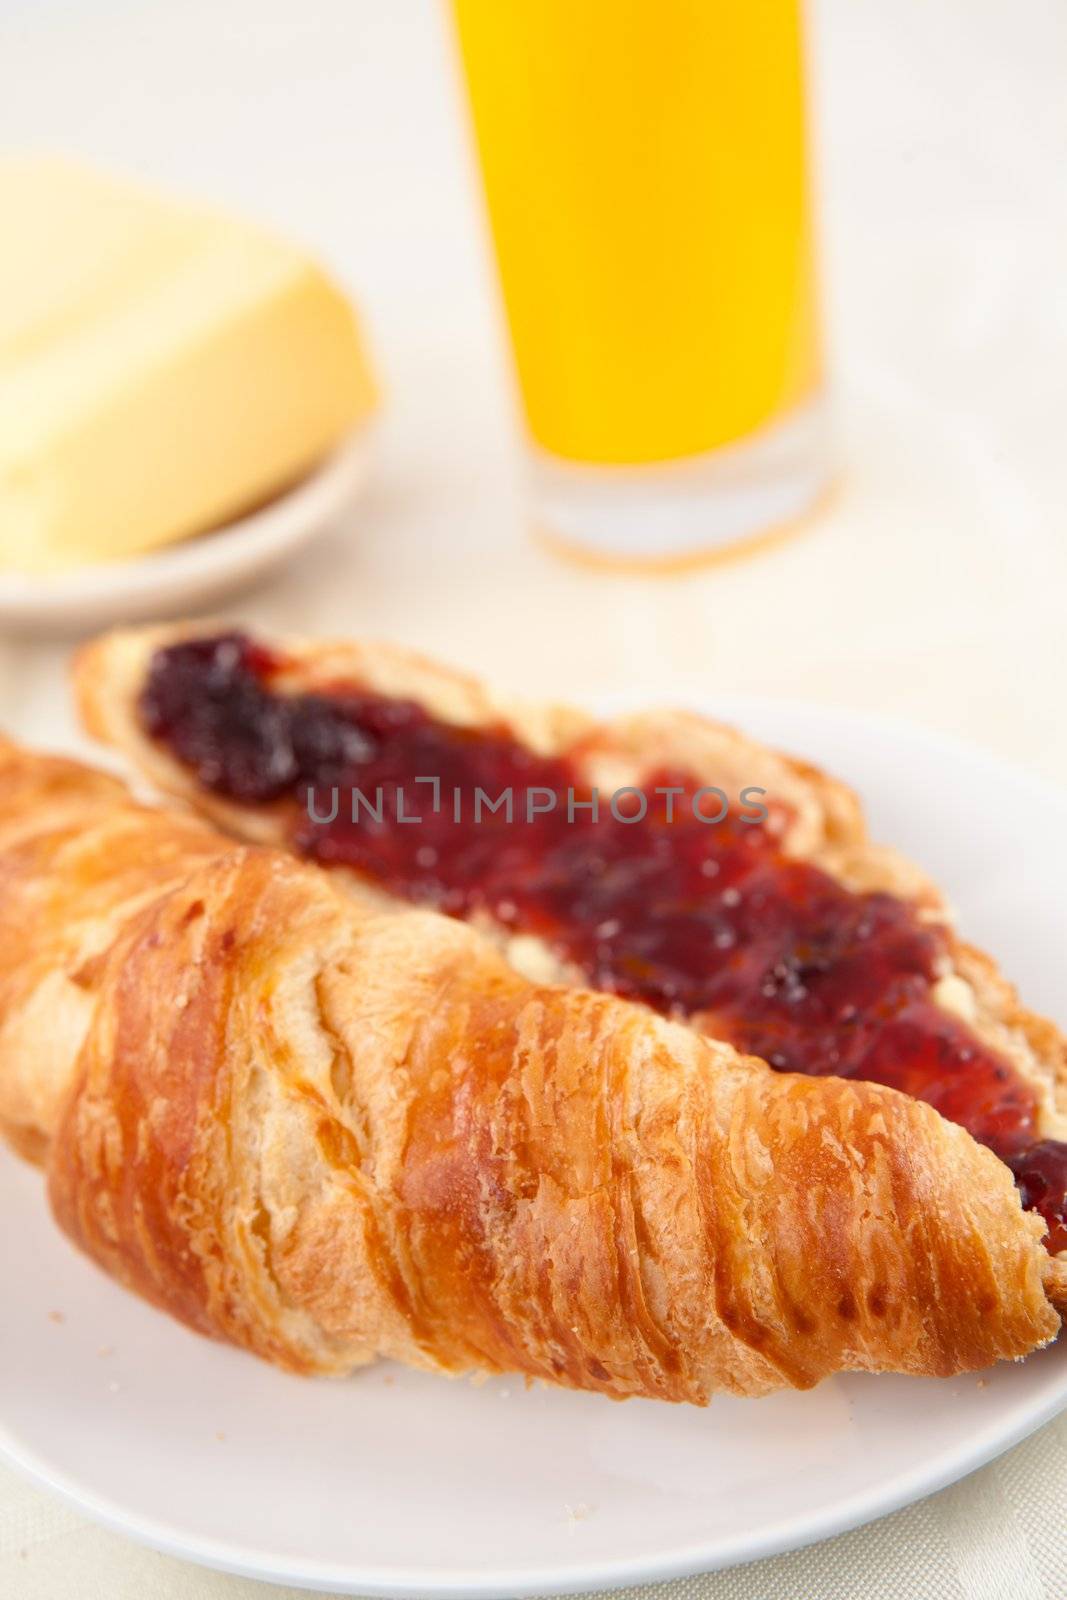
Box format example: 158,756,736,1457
1,0,1066,1594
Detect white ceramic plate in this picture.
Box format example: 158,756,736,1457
0,697,1064,1596
0,431,373,632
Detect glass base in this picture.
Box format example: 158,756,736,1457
528,394,832,566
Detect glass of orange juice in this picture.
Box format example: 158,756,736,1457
450,0,830,566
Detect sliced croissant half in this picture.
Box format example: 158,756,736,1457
74,623,1067,1292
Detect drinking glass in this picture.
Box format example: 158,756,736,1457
450,0,830,565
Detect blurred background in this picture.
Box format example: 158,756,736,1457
1,0,1065,777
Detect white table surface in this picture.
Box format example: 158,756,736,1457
1,0,1066,1595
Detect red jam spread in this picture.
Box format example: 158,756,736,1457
140,632,1067,1254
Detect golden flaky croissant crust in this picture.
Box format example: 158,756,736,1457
0,741,1061,1399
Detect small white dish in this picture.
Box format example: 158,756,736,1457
0,430,373,633
0,697,1064,1596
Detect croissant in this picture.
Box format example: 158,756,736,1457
0,739,1061,1401
73,623,1067,1274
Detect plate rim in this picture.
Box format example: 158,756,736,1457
0,427,373,622
0,694,1064,1596
0,1353,1064,1598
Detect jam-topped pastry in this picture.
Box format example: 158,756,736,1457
2,740,1061,1394
76,625,1067,1259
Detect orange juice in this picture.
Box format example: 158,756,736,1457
451,0,828,560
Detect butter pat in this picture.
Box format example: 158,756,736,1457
0,159,377,570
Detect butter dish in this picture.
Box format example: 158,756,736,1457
0,157,377,623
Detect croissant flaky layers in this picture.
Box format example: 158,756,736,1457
0,741,1060,1402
